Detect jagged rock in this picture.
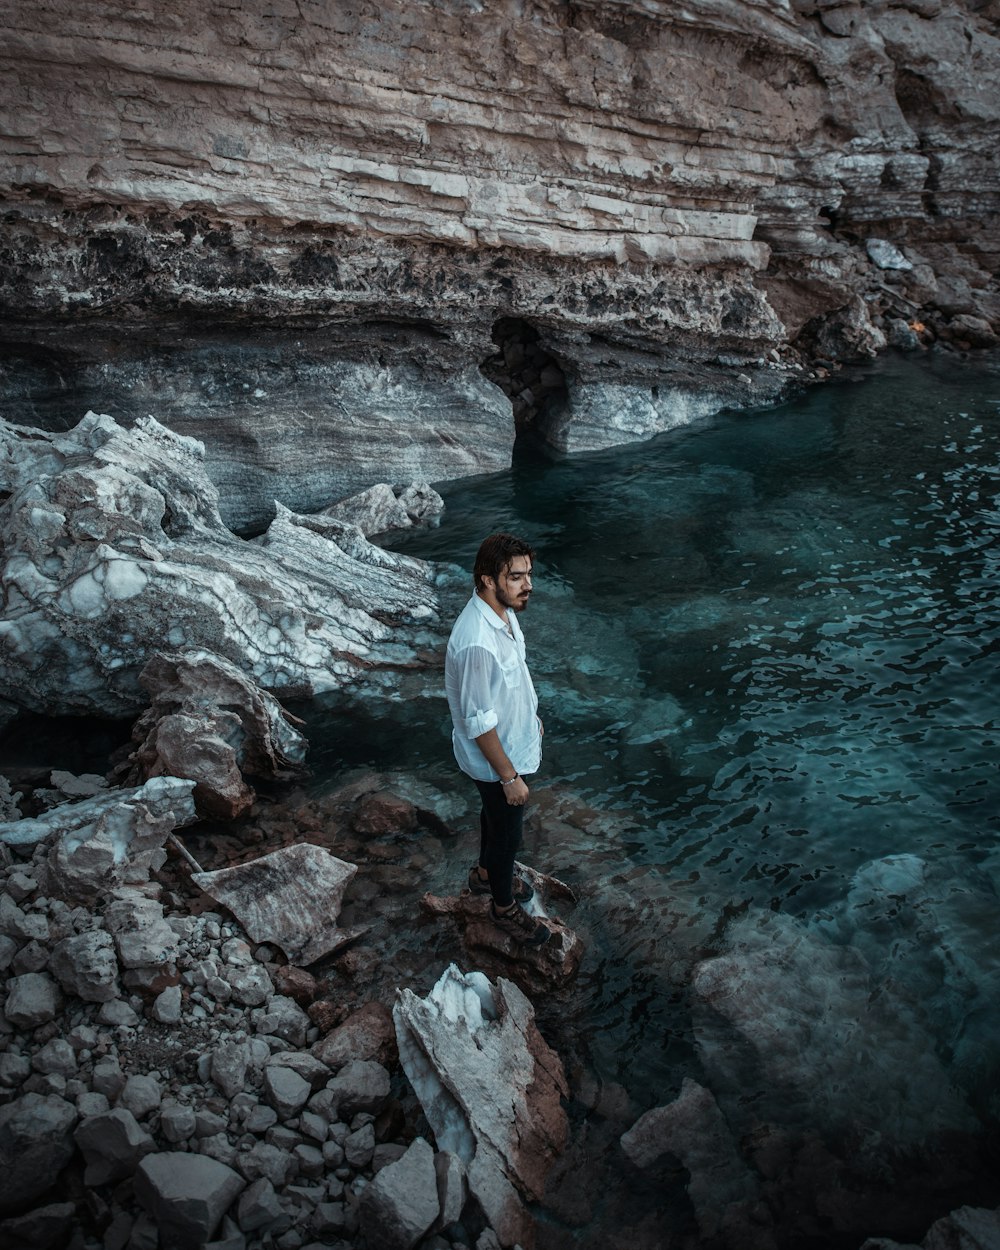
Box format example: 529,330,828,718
621,1079,770,1247
192,843,360,967
394,964,569,1249
151,983,182,1023
0,776,22,822
360,1136,439,1250
866,239,913,271
160,1102,197,1144
4,972,62,1028
74,1108,157,1185
0,778,195,904
324,1059,391,1119
113,650,308,820
0,414,446,718
266,1051,330,1091
226,964,274,1007
135,1152,246,1250
237,1177,288,1235
91,1057,126,1101
345,1122,376,1169
251,995,311,1047
235,1142,296,1188
350,790,418,836
209,1041,254,1100
421,863,583,997
32,1039,77,1078
312,1000,397,1072
434,1151,467,1230
49,930,121,1002
0,1093,78,1214
321,482,444,537
263,1065,311,1120
103,893,179,969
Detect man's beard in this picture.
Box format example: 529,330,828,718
498,586,531,612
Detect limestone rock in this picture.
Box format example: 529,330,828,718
325,1059,391,1118
0,414,446,718
263,1065,311,1120
0,779,195,905
394,964,569,1249
360,1136,440,1250
0,1093,78,1214
103,893,179,970
49,930,121,1002
321,481,444,537
135,1152,246,1250
0,1201,76,1250
113,650,308,820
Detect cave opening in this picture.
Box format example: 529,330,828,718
479,317,568,440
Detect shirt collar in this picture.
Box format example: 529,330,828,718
471,591,515,633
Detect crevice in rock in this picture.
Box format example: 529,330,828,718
478,317,569,440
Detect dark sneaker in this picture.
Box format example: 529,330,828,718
490,901,551,947
468,865,534,903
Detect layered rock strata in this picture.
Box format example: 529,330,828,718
1,0,997,505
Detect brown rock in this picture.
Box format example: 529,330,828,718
272,966,319,1007
312,1002,397,1072
350,792,417,837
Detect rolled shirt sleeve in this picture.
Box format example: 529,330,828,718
450,645,501,739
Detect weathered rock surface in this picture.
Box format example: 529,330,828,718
0,412,448,717
1,0,997,496
394,963,569,1249
191,843,359,967
421,862,583,996
0,1093,78,1214
359,1135,440,1250
321,481,445,537
112,650,308,820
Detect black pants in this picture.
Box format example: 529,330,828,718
474,778,524,908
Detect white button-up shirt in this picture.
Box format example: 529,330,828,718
445,591,542,782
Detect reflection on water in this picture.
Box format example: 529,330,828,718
305,352,1000,1246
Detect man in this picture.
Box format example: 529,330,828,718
444,533,550,947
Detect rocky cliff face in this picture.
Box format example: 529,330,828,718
1,0,998,521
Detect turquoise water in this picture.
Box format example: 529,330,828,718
306,351,1000,1245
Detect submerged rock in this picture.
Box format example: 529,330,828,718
0,412,447,717
394,963,569,1249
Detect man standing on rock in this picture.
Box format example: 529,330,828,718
445,533,550,947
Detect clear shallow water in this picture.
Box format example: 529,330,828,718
304,351,1000,1245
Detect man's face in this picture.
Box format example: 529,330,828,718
491,556,533,612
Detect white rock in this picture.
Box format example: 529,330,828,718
119,1074,162,1121
360,1136,440,1250
251,995,309,1046
31,1039,77,1078
160,1101,198,1144
263,1065,311,1120
49,930,121,1002
866,238,913,270
103,894,179,969
152,983,183,1023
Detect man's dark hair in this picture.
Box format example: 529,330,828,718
474,533,536,592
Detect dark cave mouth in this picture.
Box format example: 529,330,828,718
479,317,569,438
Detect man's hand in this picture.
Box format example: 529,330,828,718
503,776,530,807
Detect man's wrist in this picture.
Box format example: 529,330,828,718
500,773,520,786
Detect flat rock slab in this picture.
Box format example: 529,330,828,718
192,843,359,966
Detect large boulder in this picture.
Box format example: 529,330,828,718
0,413,448,717
359,1136,440,1250
394,964,568,1249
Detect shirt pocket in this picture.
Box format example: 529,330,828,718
499,654,521,689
